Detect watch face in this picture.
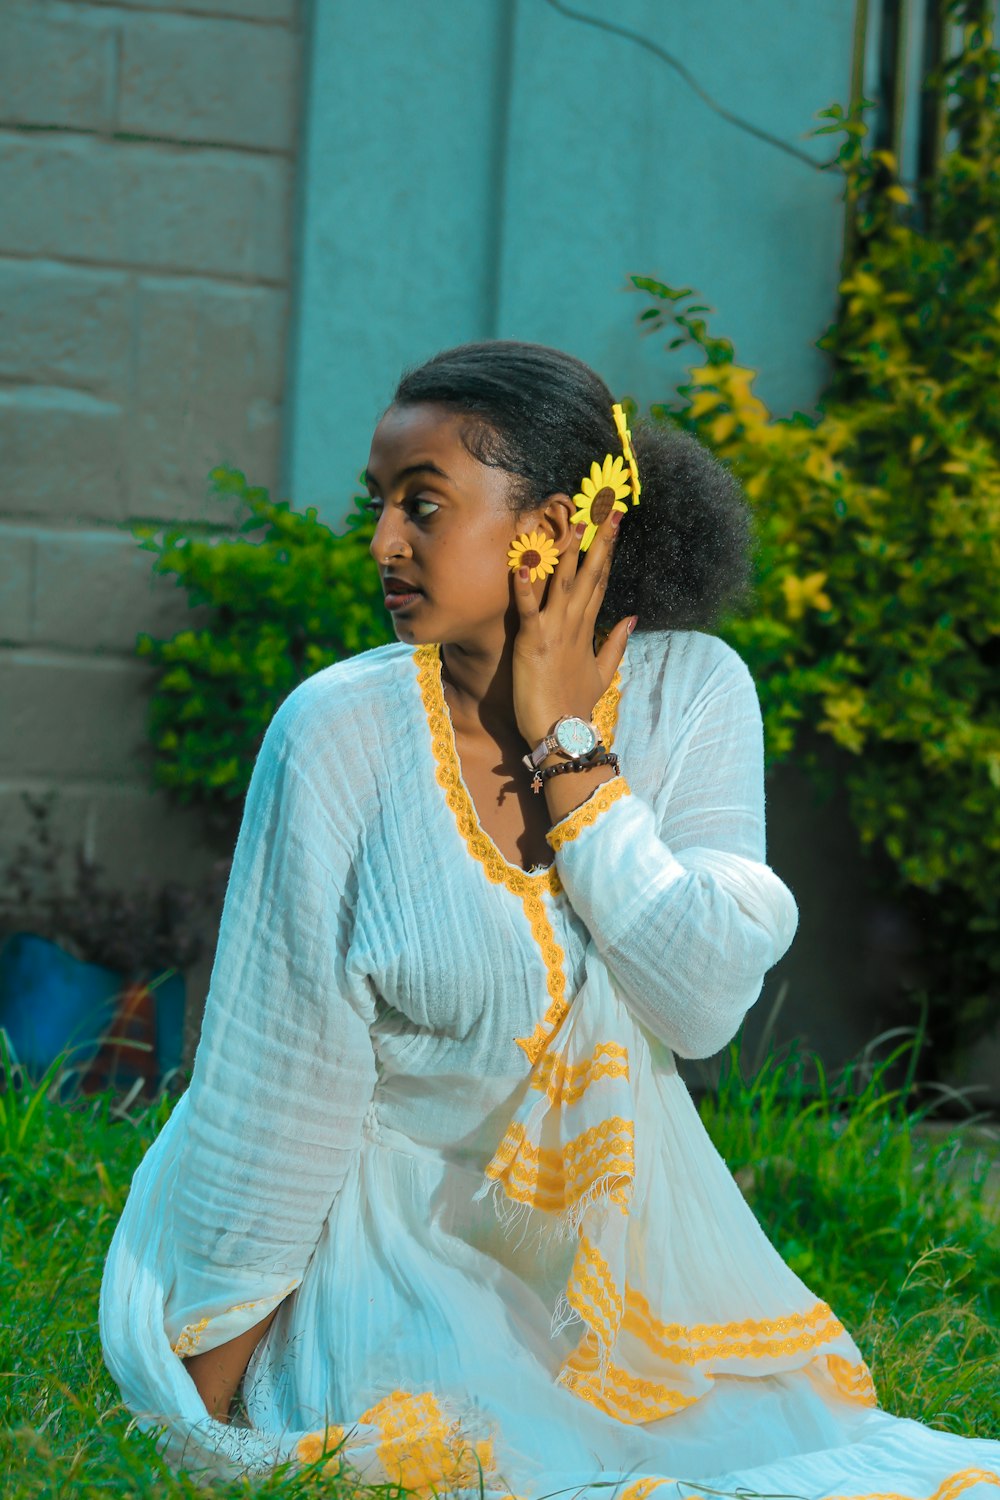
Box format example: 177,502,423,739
555,717,598,758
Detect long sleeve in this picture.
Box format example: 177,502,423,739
545,642,798,1060
162,689,378,1358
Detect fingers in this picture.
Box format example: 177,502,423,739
576,505,623,619
513,560,543,629
516,505,622,633
559,521,587,591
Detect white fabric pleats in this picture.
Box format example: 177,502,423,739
99,631,1000,1498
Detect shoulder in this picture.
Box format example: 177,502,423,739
628,627,757,710
267,641,415,763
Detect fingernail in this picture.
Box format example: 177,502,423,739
518,566,529,580
611,511,623,530
627,616,638,634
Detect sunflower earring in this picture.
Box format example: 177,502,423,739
507,528,560,582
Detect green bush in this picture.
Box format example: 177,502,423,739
131,469,392,830
631,3,1000,1061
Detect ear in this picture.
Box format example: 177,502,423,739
536,493,578,553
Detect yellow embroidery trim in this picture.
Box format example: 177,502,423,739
297,1425,347,1467
531,1040,630,1106
484,1116,635,1213
567,1234,625,1346
546,775,632,852
358,1389,497,1494
415,642,622,1065
170,1281,298,1359
565,1299,850,1376
618,1481,676,1500
825,1350,878,1406
827,1470,1000,1500
621,1471,1000,1500
560,1357,702,1424
623,1289,847,1365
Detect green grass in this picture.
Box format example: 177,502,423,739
1,1028,997,1498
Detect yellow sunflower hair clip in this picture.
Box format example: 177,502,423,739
572,402,642,552
506,402,642,581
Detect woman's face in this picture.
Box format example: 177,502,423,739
364,402,569,647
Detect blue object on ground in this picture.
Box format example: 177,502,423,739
151,968,186,1079
0,932,123,1079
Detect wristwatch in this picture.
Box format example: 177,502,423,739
522,715,605,775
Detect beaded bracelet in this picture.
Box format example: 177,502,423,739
529,751,620,795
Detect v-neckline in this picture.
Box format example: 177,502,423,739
412,641,626,897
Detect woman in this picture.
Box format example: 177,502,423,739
100,342,1000,1498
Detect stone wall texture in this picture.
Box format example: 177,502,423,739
0,0,302,1046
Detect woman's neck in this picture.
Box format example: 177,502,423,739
439,635,519,742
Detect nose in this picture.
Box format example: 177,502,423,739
368,507,408,566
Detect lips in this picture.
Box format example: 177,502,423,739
382,577,421,596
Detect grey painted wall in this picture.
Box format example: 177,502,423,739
0,0,303,1014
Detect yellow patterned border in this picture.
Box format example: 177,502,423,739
415,641,621,883
624,1289,846,1365
618,1481,676,1500
414,639,625,1063
567,1234,624,1346
297,1425,348,1468
484,1116,634,1214
356,1389,496,1493
825,1350,878,1406
560,1356,701,1424
547,775,632,852
616,1470,1000,1500
828,1470,1000,1500
171,1281,297,1359
532,1040,630,1106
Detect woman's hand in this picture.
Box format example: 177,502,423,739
511,503,635,749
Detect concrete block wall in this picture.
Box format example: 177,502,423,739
0,0,302,1038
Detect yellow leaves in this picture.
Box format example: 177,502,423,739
886,185,910,205
909,433,929,461
781,571,832,621
723,364,759,396
868,316,903,344
844,269,882,298
817,689,868,754
803,449,838,483
709,412,739,445
744,469,770,501
987,753,1000,792
685,362,769,438
687,390,722,419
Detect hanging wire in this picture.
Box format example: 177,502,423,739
539,0,956,200
540,0,841,171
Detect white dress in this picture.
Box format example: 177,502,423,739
100,629,1000,1499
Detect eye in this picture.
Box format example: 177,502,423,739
362,497,439,520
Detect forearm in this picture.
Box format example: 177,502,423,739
541,754,618,827
543,779,798,1060
182,1308,278,1422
